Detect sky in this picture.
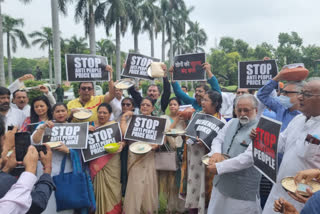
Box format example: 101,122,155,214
2,0,320,60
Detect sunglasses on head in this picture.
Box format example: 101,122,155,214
122,103,132,107
81,87,93,91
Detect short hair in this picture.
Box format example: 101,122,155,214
52,103,68,113
284,81,305,91
12,89,27,98
206,90,223,112
147,84,161,93
142,97,156,106
169,97,181,105
181,86,188,91
195,84,209,92
97,103,112,114
79,82,94,89
234,94,258,109
0,87,10,96
121,97,135,108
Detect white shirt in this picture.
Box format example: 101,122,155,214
262,114,320,214
11,103,31,118
0,172,37,214
3,108,26,131
208,120,253,175
220,92,236,118
109,96,124,121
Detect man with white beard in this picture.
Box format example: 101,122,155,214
207,94,262,214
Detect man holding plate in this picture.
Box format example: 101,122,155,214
67,65,115,122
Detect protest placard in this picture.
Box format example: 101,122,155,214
122,53,160,80
238,59,278,89
81,123,122,162
173,53,206,81
185,112,225,149
124,115,167,145
66,54,109,82
43,122,89,149
252,116,282,183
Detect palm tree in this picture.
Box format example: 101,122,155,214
0,0,32,86
96,0,130,80
141,0,161,57
66,35,88,53
187,21,207,53
74,0,100,55
127,0,144,53
96,38,115,65
29,27,53,83
2,15,29,83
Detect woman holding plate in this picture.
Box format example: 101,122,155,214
160,97,186,213
182,90,225,214
120,97,159,214
88,103,124,214
31,103,74,214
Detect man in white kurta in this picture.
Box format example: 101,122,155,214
207,94,262,214
262,79,320,214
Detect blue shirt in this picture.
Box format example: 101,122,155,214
257,80,300,132
301,190,320,214
171,76,221,112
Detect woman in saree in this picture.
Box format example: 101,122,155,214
120,97,159,214
182,90,225,214
159,97,186,213
31,103,74,214
88,103,125,214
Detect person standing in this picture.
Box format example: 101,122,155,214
55,84,64,103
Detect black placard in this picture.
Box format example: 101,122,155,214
66,54,109,82
185,113,225,149
122,53,160,80
252,116,282,183
173,53,206,81
124,115,166,145
43,122,89,149
81,123,122,162
238,59,278,89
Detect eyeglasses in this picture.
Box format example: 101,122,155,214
122,103,132,107
298,91,320,98
80,87,93,91
280,89,300,95
282,63,305,69
236,108,254,114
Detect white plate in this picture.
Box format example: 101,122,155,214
45,141,62,148
115,79,135,89
281,177,320,196
73,109,92,120
129,142,152,155
147,62,164,78
201,155,210,165
165,129,186,137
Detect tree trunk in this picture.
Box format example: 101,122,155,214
150,29,154,57
7,33,12,84
134,32,139,53
161,24,165,62
115,20,121,80
48,47,53,84
89,2,96,55
169,24,173,66
51,0,62,84
0,3,5,86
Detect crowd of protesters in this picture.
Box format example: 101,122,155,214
0,60,320,214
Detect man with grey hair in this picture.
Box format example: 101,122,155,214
262,78,320,214
206,94,262,214
257,69,304,132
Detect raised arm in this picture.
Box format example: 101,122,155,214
203,62,221,94
104,65,115,103
161,64,171,112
